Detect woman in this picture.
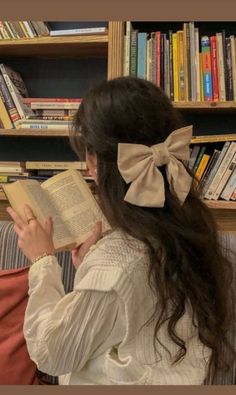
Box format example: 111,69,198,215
7,77,234,385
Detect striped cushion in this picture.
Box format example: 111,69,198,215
0,221,235,384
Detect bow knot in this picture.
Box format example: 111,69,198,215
117,125,193,208
151,143,170,167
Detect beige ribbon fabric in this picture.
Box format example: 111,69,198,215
117,125,193,207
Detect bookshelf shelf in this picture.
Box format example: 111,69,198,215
0,35,108,58
191,134,236,144
0,128,69,137
174,101,236,112
205,200,236,210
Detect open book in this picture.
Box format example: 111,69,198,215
3,169,111,251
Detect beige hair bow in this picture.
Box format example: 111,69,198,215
117,125,193,207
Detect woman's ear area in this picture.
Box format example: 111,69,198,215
86,150,98,179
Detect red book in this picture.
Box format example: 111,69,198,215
210,36,219,101
156,31,161,87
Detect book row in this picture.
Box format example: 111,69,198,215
123,22,236,102
0,21,107,40
0,63,81,130
189,141,236,201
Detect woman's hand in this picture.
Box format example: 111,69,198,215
72,221,102,269
7,204,55,262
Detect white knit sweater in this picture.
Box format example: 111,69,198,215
24,229,211,385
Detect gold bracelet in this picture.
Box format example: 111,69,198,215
31,252,55,264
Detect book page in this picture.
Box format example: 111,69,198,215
41,169,111,245
3,180,74,250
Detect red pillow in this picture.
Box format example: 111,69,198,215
0,266,39,384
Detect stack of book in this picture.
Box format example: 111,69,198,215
189,138,236,201
0,62,81,131
0,21,50,39
124,22,236,102
21,98,81,130
0,161,91,192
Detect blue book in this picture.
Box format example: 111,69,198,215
201,36,213,101
137,32,147,79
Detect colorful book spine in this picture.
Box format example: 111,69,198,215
156,32,161,87
123,22,131,77
188,145,201,171
195,28,201,102
183,23,189,101
216,33,226,101
210,36,219,101
0,96,13,128
225,37,234,100
169,30,174,101
0,74,20,124
201,36,213,101
193,146,206,175
130,30,138,77
200,150,220,194
189,22,196,101
177,31,185,101
195,154,210,181
137,32,147,79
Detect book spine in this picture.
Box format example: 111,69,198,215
177,31,185,101
200,150,220,194
204,142,236,199
165,39,170,98
203,142,230,198
216,33,226,101
183,23,189,101
195,28,201,102
172,33,179,101
195,154,210,181
210,36,219,101
189,22,196,101
3,22,15,39
50,27,106,36
0,74,20,124
169,30,174,101
188,145,201,171
123,22,131,76
222,30,229,100
225,37,234,100
31,103,80,110
193,146,206,175
230,35,236,100
156,32,161,87
16,123,69,130
201,36,213,101
212,151,236,200
160,33,166,89
221,167,236,200
22,21,35,39
150,33,156,84
19,21,29,38
23,98,82,103
0,96,13,128
130,30,138,77
0,64,26,119
137,33,147,79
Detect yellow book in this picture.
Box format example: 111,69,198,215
172,33,179,102
19,21,29,38
183,23,189,101
0,176,8,183
195,154,210,181
0,96,13,129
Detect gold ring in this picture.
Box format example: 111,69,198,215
27,216,37,224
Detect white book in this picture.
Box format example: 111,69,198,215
50,27,107,36
231,186,236,200
124,22,131,76
16,123,69,130
204,142,236,199
31,102,80,110
22,21,35,39
0,64,34,119
221,167,236,200
212,151,236,200
216,33,226,101
203,141,230,198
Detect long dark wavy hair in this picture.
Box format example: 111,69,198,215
70,77,235,381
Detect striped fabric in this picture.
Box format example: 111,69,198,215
0,221,235,385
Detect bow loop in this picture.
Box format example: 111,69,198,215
117,125,193,208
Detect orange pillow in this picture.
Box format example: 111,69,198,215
0,266,39,385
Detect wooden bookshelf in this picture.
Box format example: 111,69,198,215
174,101,236,112
0,35,108,58
191,134,236,144
0,128,69,137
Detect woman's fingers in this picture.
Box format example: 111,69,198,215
6,206,26,229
